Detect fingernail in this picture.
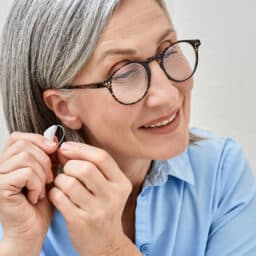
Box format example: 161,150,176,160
39,192,45,201
32,194,38,205
46,168,54,183
45,139,56,147
49,172,54,183
60,143,71,151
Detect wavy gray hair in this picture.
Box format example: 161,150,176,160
0,0,205,144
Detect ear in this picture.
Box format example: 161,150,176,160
43,89,82,130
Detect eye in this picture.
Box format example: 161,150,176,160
113,65,142,82
107,39,175,77
161,40,173,52
107,60,131,77
113,69,137,80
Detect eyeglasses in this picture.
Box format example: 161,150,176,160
58,39,201,105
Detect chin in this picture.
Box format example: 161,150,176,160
150,130,190,160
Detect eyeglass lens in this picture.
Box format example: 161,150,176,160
111,41,196,104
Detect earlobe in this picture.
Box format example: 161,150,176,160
43,89,82,130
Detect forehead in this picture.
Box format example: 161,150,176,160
95,0,173,53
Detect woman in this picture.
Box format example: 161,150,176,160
0,0,255,255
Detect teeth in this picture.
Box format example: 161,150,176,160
143,112,177,128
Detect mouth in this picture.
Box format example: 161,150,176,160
139,109,181,135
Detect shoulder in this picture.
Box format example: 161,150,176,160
187,127,256,200
187,129,256,255
188,126,248,168
189,126,235,152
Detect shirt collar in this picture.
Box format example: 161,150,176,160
142,147,195,188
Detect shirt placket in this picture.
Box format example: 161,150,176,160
135,187,152,256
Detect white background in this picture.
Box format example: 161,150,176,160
0,0,255,173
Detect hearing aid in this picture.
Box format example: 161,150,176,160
43,125,66,175
43,125,65,147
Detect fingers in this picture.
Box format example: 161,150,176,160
0,167,43,205
51,160,110,211
63,160,108,197
54,173,94,211
1,131,58,157
56,149,69,167
1,140,54,183
0,132,59,205
0,150,50,183
48,187,81,222
0,153,47,200
58,142,127,183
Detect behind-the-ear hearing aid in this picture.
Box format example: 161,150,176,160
43,125,65,175
43,125,65,147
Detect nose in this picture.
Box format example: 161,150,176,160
144,60,180,107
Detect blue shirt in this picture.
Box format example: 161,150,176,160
1,127,256,255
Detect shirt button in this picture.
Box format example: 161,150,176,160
140,188,148,199
140,243,151,255
141,192,146,198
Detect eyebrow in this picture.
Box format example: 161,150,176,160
99,28,175,62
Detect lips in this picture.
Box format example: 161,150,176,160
140,108,180,128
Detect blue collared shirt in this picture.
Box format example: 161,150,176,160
1,127,256,255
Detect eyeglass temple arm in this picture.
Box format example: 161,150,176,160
61,80,110,90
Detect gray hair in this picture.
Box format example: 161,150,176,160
0,0,205,144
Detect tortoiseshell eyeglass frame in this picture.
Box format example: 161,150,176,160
56,39,201,105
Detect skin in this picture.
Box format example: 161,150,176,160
0,0,194,254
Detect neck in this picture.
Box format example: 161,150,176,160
118,158,152,243
85,134,152,203
102,152,153,242
83,132,152,192
113,154,152,194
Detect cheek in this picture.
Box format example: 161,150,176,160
78,93,136,137
179,77,194,95
84,110,137,153
178,78,193,125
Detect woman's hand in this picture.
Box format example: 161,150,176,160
49,141,133,256
0,132,58,252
